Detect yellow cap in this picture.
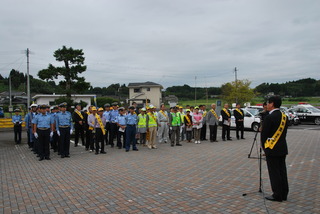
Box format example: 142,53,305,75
91,107,97,111
98,107,104,112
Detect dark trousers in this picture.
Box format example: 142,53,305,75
105,122,110,145
32,133,39,154
14,125,22,144
37,129,50,158
74,124,85,146
266,156,289,201
59,127,70,156
200,123,207,140
209,124,218,141
117,130,126,149
170,126,180,145
110,123,118,146
95,128,105,153
51,131,59,152
85,129,91,149
222,124,231,140
27,128,31,148
139,133,146,145
125,125,137,151
186,131,192,141
236,121,244,139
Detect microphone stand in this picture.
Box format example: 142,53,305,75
243,130,263,196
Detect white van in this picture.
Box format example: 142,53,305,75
219,108,261,132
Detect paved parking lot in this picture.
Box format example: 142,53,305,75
0,126,319,213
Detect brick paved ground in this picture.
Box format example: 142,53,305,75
0,127,319,214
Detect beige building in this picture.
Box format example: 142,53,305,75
128,82,163,108
32,94,96,109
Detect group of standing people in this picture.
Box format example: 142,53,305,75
12,95,289,203
14,101,250,159
24,103,73,161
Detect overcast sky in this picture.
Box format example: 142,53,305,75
0,0,319,89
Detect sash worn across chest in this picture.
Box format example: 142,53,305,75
160,110,167,118
235,108,243,116
75,110,84,120
264,112,286,149
185,115,191,124
222,108,230,117
210,109,219,119
95,114,106,135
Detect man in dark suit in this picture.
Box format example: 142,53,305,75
221,103,232,141
72,104,85,147
233,103,245,140
261,96,289,202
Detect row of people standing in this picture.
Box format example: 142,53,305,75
24,103,73,161
18,101,246,160
72,102,247,153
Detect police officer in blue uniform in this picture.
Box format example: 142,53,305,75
125,106,139,152
115,107,126,149
33,104,54,161
12,108,23,144
109,102,119,148
103,103,111,146
55,102,73,158
24,104,38,149
50,106,59,152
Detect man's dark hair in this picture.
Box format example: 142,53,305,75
263,102,267,107
268,96,282,108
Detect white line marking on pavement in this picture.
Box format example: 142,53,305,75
288,159,316,167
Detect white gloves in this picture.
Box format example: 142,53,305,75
34,132,38,139
57,130,61,136
70,129,73,135
50,131,53,138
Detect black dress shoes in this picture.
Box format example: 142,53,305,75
176,144,182,146
265,195,282,202
39,157,44,161
45,157,51,160
133,148,139,151
100,151,107,154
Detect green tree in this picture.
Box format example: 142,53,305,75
221,79,255,104
38,46,90,99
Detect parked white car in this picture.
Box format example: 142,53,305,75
290,104,320,125
219,108,261,132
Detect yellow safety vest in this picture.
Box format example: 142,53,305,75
138,114,147,128
147,112,157,127
179,112,185,123
171,112,181,126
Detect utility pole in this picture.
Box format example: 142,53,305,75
194,76,197,105
9,74,12,108
234,67,238,104
26,48,31,108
